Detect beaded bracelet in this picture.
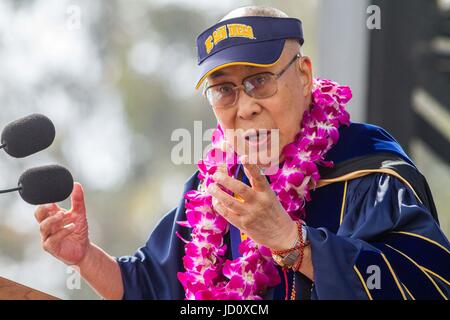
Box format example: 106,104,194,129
271,220,304,256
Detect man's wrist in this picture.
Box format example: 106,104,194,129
271,220,309,269
74,242,95,270
270,219,298,251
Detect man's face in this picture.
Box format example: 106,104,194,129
205,41,313,167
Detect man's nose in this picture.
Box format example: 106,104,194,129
236,90,262,120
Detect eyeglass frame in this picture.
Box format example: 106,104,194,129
203,53,302,108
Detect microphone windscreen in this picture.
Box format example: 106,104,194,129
1,113,56,158
18,165,74,205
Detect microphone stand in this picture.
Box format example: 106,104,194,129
0,187,21,194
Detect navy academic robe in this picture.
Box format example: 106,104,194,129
115,123,450,300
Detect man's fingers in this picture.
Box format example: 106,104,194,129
212,171,253,202
207,183,245,213
34,203,60,223
40,210,72,241
43,223,76,253
241,156,270,191
70,182,86,215
212,197,226,216
212,197,239,226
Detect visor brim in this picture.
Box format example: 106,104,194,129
195,39,286,89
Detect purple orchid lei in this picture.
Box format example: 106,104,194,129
176,78,352,300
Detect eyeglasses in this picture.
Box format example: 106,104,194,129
204,53,301,109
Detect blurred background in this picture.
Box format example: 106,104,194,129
0,0,448,299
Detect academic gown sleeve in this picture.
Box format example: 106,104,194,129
307,173,450,300
113,172,200,300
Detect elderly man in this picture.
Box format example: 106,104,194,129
34,6,449,300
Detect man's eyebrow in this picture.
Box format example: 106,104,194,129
209,65,260,79
210,70,226,79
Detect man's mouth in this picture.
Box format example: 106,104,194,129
243,129,272,146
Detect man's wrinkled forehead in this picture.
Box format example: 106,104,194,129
207,41,299,82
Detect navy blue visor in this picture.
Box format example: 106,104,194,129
195,16,304,89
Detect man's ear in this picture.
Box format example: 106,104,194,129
297,56,313,96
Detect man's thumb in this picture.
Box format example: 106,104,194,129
70,182,86,214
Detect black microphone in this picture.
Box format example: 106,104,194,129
1,113,56,158
0,165,74,205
